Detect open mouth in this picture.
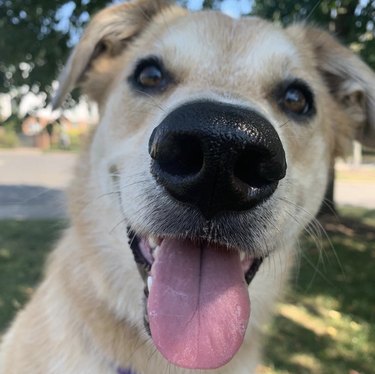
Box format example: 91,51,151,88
127,227,263,370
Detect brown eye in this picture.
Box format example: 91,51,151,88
276,80,315,121
137,65,163,88
131,57,170,93
282,87,308,114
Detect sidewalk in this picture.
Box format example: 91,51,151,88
0,148,76,188
0,149,374,219
335,161,375,208
0,149,76,219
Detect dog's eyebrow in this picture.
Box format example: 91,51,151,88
131,55,164,70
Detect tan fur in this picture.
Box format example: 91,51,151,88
1,1,375,373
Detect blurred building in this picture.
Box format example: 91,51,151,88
20,97,98,149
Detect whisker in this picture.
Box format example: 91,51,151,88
300,249,338,290
128,334,150,364
132,89,167,113
279,119,291,128
319,198,340,219
305,0,323,22
277,195,345,284
280,204,329,288
77,174,149,216
3,187,61,206
109,217,128,235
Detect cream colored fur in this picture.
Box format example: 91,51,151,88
1,1,375,373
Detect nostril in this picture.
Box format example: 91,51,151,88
234,148,271,188
152,134,204,177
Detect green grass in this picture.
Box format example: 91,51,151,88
0,220,67,331
0,210,374,373
262,207,375,373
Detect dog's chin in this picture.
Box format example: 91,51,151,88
126,226,264,370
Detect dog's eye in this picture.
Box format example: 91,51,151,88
282,88,308,114
131,57,169,92
277,80,315,119
137,65,163,88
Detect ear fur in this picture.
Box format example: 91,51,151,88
299,26,375,149
52,0,176,109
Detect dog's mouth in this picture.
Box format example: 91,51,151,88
127,228,263,370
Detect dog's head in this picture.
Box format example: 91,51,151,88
54,0,375,370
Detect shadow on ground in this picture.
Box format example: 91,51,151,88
0,185,67,219
263,209,375,374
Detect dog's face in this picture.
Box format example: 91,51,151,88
54,0,375,371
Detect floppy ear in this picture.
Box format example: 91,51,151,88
52,0,175,109
303,27,375,149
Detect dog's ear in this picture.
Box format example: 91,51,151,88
52,0,176,109
301,27,375,149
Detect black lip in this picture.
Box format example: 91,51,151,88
127,227,150,280
143,286,151,336
245,257,263,284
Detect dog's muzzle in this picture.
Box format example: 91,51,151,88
128,101,287,370
149,100,287,218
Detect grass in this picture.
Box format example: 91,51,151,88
0,128,19,148
0,209,374,373
261,207,375,374
0,220,67,331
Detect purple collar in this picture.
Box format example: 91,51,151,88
117,368,136,374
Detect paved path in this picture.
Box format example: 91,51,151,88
335,182,375,209
0,149,75,219
0,149,374,219
335,161,375,208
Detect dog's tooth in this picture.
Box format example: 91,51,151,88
240,252,246,262
153,245,160,257
148,236,157,249
147,276,153,291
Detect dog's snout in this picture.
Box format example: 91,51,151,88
149,101,287,218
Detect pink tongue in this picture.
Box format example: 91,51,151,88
148,238,250,369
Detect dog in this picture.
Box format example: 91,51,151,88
1,0,375,373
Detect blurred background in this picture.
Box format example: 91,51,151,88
0,1,374,373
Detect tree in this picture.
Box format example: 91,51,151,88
2,1,374,96
0,0,228,98
0,0,112,96
253,0,375,68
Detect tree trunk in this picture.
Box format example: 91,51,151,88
203,0,215,9
318,166,336,217
319,3,357,217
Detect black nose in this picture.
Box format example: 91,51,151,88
149,101,287,218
